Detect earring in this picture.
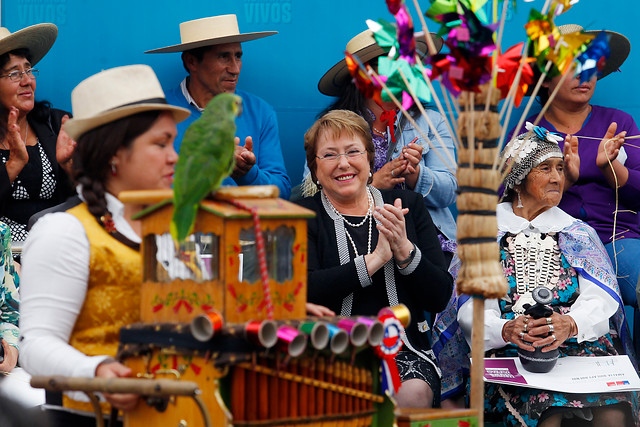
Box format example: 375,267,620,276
111,162,117,176
516,189,524,208
316,180,322,190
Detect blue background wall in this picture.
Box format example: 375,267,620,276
1,0,637,186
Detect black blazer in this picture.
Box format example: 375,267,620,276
297,188,453,353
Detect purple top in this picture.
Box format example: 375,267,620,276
521,105,640,243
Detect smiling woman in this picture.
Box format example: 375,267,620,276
297,110,453,408
0,23,76,242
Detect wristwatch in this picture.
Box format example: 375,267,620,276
396,243,416,265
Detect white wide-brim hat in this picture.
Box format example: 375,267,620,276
64,64,191,140
145,14,277,54
0,23,57,65
318,29,443,96
558,24,630,79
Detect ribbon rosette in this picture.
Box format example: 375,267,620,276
525,122,563,144
375,312,404,395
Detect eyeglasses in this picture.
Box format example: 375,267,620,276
0,68,39,82
316,149,366,162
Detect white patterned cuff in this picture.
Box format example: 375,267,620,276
355,255,372,287
398,247,421,275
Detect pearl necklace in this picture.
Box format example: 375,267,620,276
324,189,374,256
326,190,374,228
372,125,387,135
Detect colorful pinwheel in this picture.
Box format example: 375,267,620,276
550,0,580,16
426,0,491,24
495,42,535,107
345,51,385,106
574,30,610,83
368,17,431,108
524,9,559,57
544,30,594,75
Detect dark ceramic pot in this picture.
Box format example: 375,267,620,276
518,345,559,373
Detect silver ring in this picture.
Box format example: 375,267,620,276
524,323,528,333
549,324,554,333
551,334,557,342
546,317,552,325
391,170,396,178
519,332,525,339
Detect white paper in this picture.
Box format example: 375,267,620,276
483,355,640,393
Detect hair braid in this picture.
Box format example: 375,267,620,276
77,175,109,224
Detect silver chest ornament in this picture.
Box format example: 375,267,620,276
511,232,561,316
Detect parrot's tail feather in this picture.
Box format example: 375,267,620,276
170,203,198,244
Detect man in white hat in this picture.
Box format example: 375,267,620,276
146,14,291,199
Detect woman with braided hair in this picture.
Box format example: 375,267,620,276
18,65,189,426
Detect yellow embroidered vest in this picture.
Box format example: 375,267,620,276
63,203,141,412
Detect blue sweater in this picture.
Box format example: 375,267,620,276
166,85,292,199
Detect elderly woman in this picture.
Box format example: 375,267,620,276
19,65,189,425
296,109,453,407
454,126,638,426
304,29,457,259
0,23,75,243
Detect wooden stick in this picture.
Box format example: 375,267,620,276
469,92,476,168
498,41,530,122
444,80,462,120
30,376,199,396
415,57,462,148
411,0,440,56
470,297,485,427
483,0,510,114
503,60,553,155
396,67,458,169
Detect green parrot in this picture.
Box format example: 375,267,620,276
171,92,242,245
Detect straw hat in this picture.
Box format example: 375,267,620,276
318,29,443,96
558,24,630,79
64,65,191,140
0,23,57,65
145,14,277,54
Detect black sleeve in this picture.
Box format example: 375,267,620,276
391,190,453,313
300,197,367,312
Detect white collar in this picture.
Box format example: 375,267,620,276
180,77,205,112
497,202,576,234
76,185,141,243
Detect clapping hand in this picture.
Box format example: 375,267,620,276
563,134,579,189
232,136,257,178
596,122,626,169
56,115,77,173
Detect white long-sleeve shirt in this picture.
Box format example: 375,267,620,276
19,191,141,381
458,203,619,350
